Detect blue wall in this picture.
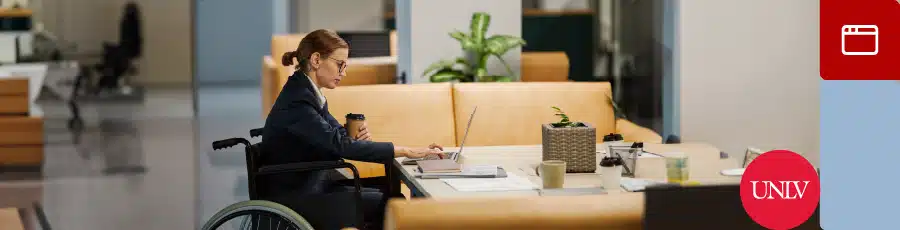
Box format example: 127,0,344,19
195,0,274,85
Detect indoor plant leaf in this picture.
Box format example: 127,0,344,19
484,35,526,56
489,75,513,82
423,57,469,76
470,12,491,44
429,68,468,82
449,30,480,52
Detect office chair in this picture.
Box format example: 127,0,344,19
203,128,372,230
93,1,142,94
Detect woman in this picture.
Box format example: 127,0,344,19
259,29,443,229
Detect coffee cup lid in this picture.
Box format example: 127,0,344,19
346,113,365,120
600,157,619,167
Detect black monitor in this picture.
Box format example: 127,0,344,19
644,184,821,230
336,31,392,58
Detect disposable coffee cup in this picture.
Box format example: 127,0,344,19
600,157,622,190
346,113,366,139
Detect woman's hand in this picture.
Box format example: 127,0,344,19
354,122,372,141
428,143,444,151
406,147,444,159
394,144,445,159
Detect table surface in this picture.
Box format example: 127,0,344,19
394,143,742,199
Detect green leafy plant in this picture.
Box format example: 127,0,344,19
424,12,527,82
551,106,586,128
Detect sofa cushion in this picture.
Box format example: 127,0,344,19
452,82,616,146
322,83,457,147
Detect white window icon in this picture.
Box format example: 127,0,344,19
841,25,879,56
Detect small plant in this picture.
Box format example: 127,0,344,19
423,12,527,82
551,106,585,128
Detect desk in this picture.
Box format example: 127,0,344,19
392,143,740,198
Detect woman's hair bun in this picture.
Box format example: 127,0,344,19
281,51,297,66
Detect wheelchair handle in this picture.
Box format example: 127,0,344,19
212,138,251,150
249,128,263,138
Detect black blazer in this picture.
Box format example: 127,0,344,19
259,71,395,197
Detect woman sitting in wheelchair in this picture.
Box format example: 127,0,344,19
260,29,444,230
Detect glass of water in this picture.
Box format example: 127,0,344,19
665,152,690,184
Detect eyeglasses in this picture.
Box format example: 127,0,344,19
327,57,348,73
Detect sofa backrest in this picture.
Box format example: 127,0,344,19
322,83,457,147
271,34,307,84
521,51,570,82
451,82,616,146
385,193,643,229
261,56,280,117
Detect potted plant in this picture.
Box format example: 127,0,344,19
541,106,597,173
423,12,527,82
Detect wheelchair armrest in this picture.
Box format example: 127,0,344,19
257,160,359,177
250,128,263,138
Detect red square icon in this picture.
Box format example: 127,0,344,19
821,0,900,80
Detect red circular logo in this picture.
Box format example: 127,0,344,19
740,150,820,230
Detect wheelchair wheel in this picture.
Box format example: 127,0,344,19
202,200,314,230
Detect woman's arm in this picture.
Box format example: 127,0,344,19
285,101,395,163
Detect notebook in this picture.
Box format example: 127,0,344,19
416,165,507,179
416,159,461,173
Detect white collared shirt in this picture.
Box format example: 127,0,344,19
304,73,327,108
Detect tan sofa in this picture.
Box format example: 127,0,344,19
520,52,569,82
385,193,644,230
321,82,661,178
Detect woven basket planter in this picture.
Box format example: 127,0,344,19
541,123,597,173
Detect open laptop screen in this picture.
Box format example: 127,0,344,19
454,106,477,158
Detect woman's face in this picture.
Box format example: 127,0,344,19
313,48,349,89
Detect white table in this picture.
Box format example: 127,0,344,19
393,143,741,199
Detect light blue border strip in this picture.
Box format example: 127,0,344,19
820,80,900,229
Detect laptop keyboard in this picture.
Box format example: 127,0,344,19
413,152,458,161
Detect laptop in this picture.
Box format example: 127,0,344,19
402,106,477,164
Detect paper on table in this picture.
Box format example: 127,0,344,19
441,173,537,192
620,178,667,192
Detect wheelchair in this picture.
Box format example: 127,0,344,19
203,128,372,230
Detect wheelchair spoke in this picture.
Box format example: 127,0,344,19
204,207,303,230
239,215,250,230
